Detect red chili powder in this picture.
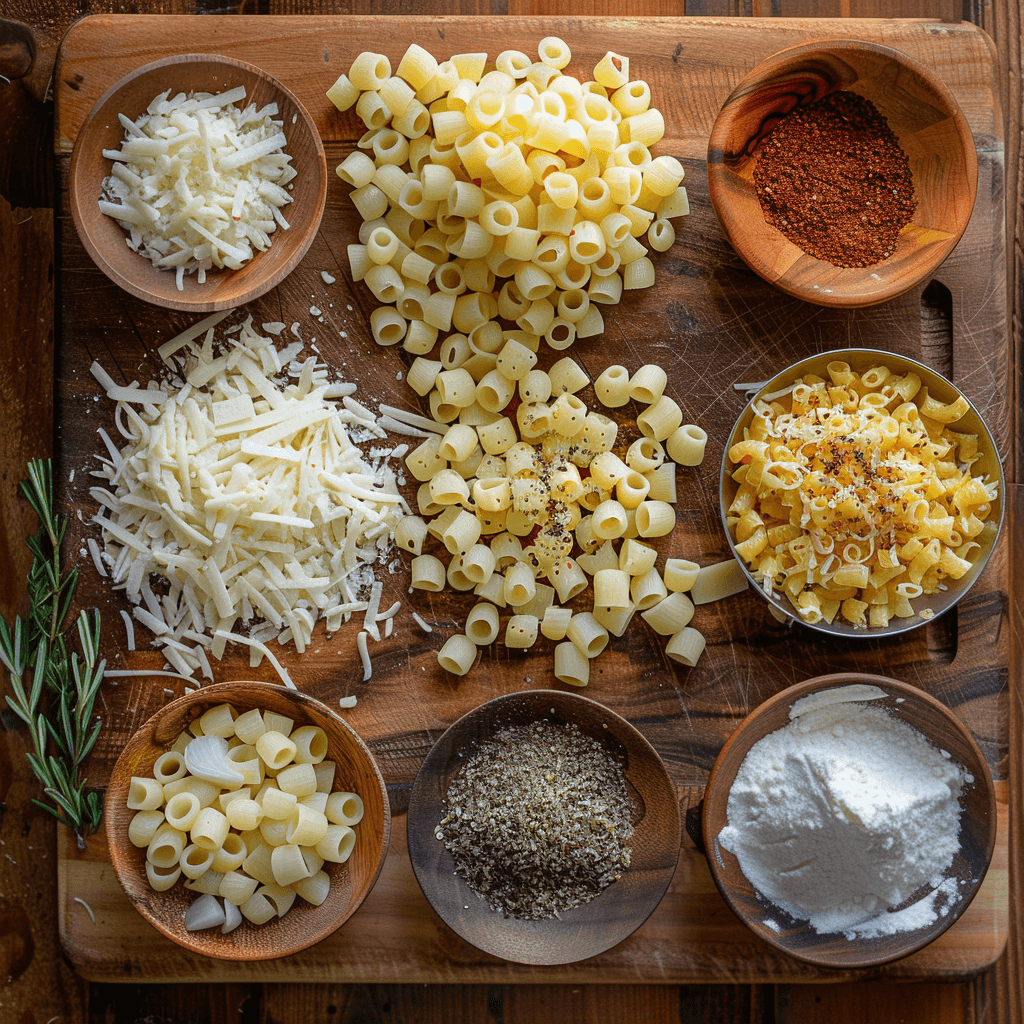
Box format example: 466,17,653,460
753,91,917,268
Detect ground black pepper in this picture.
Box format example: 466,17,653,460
436,719,634,919
753,91,917,268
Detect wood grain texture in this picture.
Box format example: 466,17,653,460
706,39,978,306
0,201,91,1024
49,14,1009,986
703,674,997,969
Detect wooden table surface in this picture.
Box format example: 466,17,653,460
1,2,1021,1024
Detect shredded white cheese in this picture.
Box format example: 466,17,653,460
89,316,403,685
100,88,295,288
356,630,371,681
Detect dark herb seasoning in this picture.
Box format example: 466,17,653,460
754,90,917,268
436,719,634,920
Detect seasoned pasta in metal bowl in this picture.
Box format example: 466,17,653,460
719,349,1004,637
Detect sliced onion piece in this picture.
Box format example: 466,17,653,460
184,892,226,932
221,898,243,935
184,734,245,788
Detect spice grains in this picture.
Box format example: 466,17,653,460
754,91,917,268
436,719,634,919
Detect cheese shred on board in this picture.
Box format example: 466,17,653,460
99,87,295,289
89,315,405,686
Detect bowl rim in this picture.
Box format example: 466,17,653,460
406,688,682,965
103,679,391,960
69,52,327,312
706,37,979,308
701,671,997,969
718,346,1006,638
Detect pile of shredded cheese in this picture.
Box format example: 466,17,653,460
88,312,407,686
100,87,295,289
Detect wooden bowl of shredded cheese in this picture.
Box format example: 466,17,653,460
105,680,390,960
702,673,996,968
719,348,1004,637
406,689,681,965
70,53,327,311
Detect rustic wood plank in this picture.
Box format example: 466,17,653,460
688,0,958,18
260,982,759,1022
0,0,1016,1019
0,197,90,1024
87,983,256,1023
779,980,970,1022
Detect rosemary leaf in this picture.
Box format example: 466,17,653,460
1,458,105,847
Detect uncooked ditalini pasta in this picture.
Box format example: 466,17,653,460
666,423,708,466
127,703,363,934
394,350,726,677
554,640,590,686
466,601,501,644
437,633,478,675
328,39,689,370
665,626,705,667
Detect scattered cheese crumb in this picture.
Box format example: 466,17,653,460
356,630,371,681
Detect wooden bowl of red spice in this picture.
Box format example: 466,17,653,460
707,40,977,307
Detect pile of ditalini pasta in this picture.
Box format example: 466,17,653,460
127,702,363,929
327,38,740,681
326,38,688,357
397,356,726,683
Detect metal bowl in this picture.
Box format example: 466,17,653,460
719,348,1004,637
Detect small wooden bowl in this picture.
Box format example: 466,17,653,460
707,40,977,307
69,54,327,312
105,680,390,960
702,673,996,969
407,690,681,965
719,347,1004,638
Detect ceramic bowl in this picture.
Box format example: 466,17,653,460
105,680,390,960
719,348,1004,637
707,40,977,307
407,689,681,965
69,53,326,312
702,672,996,968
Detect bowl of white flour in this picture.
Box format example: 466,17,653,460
702,672,996,968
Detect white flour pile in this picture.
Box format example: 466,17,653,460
716,684,968,938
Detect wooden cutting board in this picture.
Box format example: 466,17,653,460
53,14,1009,983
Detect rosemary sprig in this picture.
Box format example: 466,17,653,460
0,458,105,848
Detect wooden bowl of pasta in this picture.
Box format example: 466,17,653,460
702,672,996,968
719,348,1004,637
406,689,681,964
105,680,390,960
70,53,326,312
706,40,977,307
